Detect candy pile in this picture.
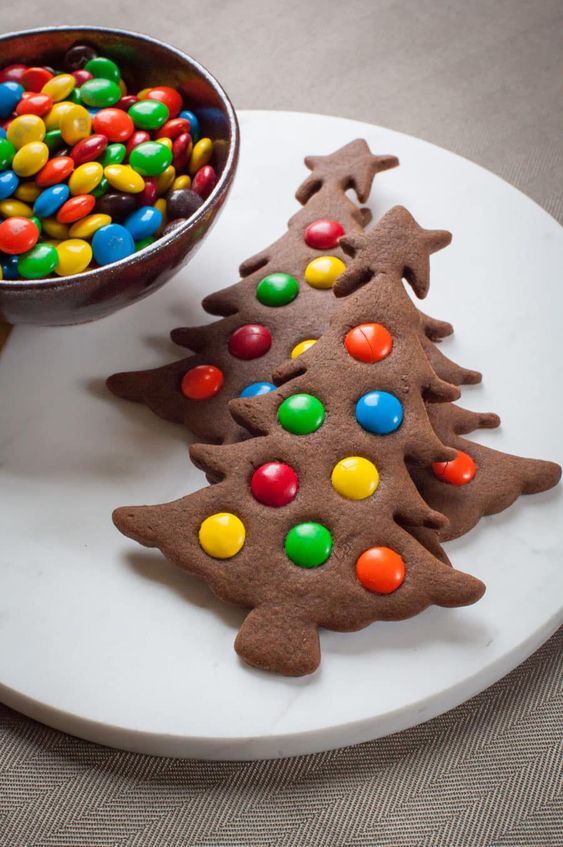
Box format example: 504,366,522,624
0,45,217,280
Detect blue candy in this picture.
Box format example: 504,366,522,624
123,205,163,241
0,82,23,118
355,390,403,435
92,223,135,265
33,183,70,218
0,170,19,200
240,381,277,398
1,253,20,280
179,109,200,142
0,127,6,139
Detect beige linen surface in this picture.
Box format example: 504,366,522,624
1,1,562,845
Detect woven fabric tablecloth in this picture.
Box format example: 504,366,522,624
1,1,561,844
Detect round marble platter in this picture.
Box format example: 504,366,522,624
0,111,561,760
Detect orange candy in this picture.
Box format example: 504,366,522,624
56,194,96,224
36,155,74,187
432,450,477,486
356,547,405,594
180,365,224,400
345,323,393,363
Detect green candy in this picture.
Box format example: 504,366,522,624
30,216,42,233
17,243,58,280
67,87,82,104
80,78,121,108
44,129,63,152
135,236,155,252
128,100,169,130
91,176,109,199
0,137,16,170
84,56,121,83
277,393,325,435
129,141,172,176
256,272,299,307
102,143,126,166
284,522,333,569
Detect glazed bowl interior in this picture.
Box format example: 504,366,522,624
0,26,239,325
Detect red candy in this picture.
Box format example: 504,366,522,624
228,324,272,360
56,194,96,223
0,64,27,83
344,323,393,363
432,451,477,486
356,547,405,594
172,132,192,171
250,462,299,507
71,70,92,86
116,95,138,111
304,219,345,250
0,216,39,255
70,134,108,165
126,130,151,158
156,118,190,140
143,86,182,117
181,365,224,400
36,155,75,187
22,66,53,92
15,92,53,117
192,165,216,199
92,108,134,142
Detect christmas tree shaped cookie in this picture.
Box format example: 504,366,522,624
113,207,485,676
107,140,399,443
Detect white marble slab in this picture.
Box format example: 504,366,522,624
0,111,561,760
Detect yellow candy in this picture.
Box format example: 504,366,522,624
154,197,167,233
104,164,145,194
69,213,112,239
0,198,33,218
42,73,75,103
60,104,92,145
7,114,46,149
291,339,318,359
156,164,176,196
158,137,173,150
137,87,151,99
42,217,70,240
15,181,41,203
304,255,346,290
69,161,104,195
44,101,75,131
331,457,379,500
189,137,213,176
172,174,191,191
12,141,49,178
118,79,127,95
0,265,2,280
198,513,246,559
55,239,93,276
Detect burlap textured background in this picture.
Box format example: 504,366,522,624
1,1,561,844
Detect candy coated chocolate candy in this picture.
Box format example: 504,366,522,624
278,393,325,435
256,272,299,307
191,164,216,199
228,324,272,360
1,254,20,279
128,100,169,130
156,118,190,140
7,114,46,149
198,513,245,559
36,155,74,186
69,213,112,239
104,164,144,193
344,322,393,363
92,223,135,265
60,104,92,145
95,191,137,221
156,165,176,196
304,218,345,249
101,142,126,166
172,132,192,171
55,238,93,275
68,161,103,194
239,382,276,398
129,141,172,176
0,170,19,200
0,82,24,118
84,57,120,83
12,141,49,177
0,138,15,169
0,216,39,254
181,364,224,400
0,198,33,218
251,462,299,507
123,205,163,241
56,193,96,223
125,130,151,158
143,86,183,118
137,176,158,207
41,74,75,103
432,450,477,485
15,92,53,117
22,67,53,93
355,391,403,435
80,78,121,108
285,522,332,569
64,44,97,71
44,129,63,153
17,242,58,279
0,66,26,85
70,133,108,165
331,456,379,500
93,108,134,142
15,182,41,203
166,188,203,220
356,547,405,594
33,183,70,218
179,109,200,141
304,255,346,289
189,137,212,175
290,339,317,358
71,69,93,86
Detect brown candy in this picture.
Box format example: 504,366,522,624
166,188,204,220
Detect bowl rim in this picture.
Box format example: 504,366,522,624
0,25,240,290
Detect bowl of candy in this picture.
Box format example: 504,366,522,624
0,26,239,325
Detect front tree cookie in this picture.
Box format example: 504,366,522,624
113,207,485,677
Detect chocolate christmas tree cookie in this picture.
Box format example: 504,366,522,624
113,207,485,676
